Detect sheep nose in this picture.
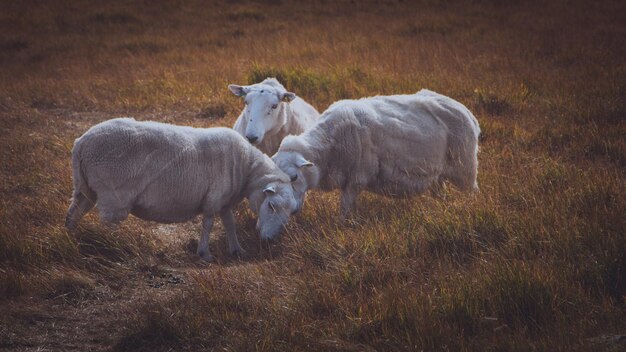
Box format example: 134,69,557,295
247,136,258,143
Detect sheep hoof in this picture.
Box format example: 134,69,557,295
345,218,360,228
338,214,359,227
197,251,216,262
65,219,76,231
230,248,248,259
201,254,216,262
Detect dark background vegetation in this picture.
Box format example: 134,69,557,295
1,0,624,351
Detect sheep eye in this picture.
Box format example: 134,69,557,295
271,104,278,109
290,174,298,182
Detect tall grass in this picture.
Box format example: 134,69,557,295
0,0,624,350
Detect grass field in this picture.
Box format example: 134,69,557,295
1,0,625,351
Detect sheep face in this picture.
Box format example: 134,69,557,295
272,151,314,213
229,84,296,146
255,181,298,240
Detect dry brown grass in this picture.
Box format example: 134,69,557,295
1,0,625,351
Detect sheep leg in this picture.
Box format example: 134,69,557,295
446,147,479,194
65,192,95,230
340,187,359,220
220,207,246,258
99,208,129,229
96,192,132,229
430,177,448,199
197,216,216,262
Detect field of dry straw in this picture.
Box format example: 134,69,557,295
0,0,624,351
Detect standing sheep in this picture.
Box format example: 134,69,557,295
230,77,320,155
65,118,298,261
273,89,480,217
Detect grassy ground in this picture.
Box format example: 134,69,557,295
1,0,624,351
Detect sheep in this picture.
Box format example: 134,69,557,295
65,118,298,262
229,77,320,155
272,89,480,217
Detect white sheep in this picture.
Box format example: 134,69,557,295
65,118,298,261
230,77,320,155
273,89,480,217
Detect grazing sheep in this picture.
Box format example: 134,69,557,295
230,77,320,155
273,89,480,217
65,118,298,261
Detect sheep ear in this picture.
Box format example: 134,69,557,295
296,155,313,168
282,92,296,102
229,84,248,97
263,185,276,194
